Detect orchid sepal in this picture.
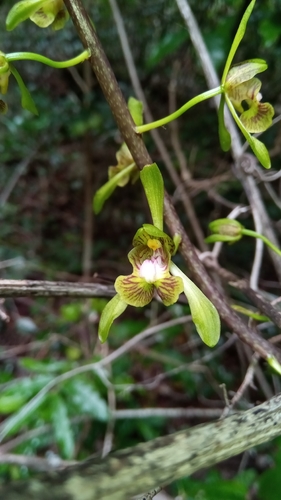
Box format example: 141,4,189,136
225,94,271,169
221,0,257,84
93,162,135,214
98,294,128,343
170,262,220,347
6,0,69,31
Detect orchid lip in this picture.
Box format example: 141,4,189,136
139,255,167,283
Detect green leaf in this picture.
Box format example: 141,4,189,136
6,0,48,31
221,0,256,84
140,163,164,230
170,262,220,347
9,63,38,115
50,393,75,459
128,96,143,126
19,357,73,374
93,163,135,214
98,294,128,343
64,378,108,421
218,95,231,151
0,375,54,439
0,394,28,414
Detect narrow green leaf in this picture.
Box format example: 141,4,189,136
50,394,75,459
170,262,220,347
221,0,256,83
218,95,231,151
98,294,128,343
128,96,143,126
9,63,38,115
140,163,164,230
93,163,135,214
6,0,47,30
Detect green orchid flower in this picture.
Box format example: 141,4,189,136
218,0,273,169
93,143,138,214
6,0,69,31
99,224,220,348
93,97,143,214
115,225,183,308
108,143,138,188
219,59,274,169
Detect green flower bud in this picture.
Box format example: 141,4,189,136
205,218,243,243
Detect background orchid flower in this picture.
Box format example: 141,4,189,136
6,0,69,31
224,59,274,134
98,224,220,348
218,0,273,169
93,97,143,214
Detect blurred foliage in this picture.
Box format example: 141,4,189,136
0,0,281,498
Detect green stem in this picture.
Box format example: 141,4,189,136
135,87,222,133
6,49,90,68
242,229,281,257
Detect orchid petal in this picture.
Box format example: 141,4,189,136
240,101,274,134
115,274,154,307
227,77,262,113
225,59,267,88
155,275,184,306
225,94,271,169
98,294,128,343
170,262,220,347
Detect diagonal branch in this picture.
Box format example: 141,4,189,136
1,393,281,499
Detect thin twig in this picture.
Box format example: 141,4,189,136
0,280,114,297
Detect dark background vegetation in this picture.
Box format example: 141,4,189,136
1,1,281,498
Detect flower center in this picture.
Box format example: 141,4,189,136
139,251,167,283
